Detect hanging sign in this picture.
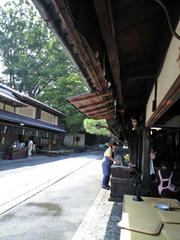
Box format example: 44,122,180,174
1,136,5,144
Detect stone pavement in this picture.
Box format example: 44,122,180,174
72,189,123,240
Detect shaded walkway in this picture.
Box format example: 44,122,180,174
72,189,123,240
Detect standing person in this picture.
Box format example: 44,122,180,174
150,148,156,176
149,148,157,196
102,142,118,189
28,138,33,158
32,142,36,155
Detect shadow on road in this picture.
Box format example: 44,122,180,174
0,150,103,172
104,202,123,240
0,154,79,172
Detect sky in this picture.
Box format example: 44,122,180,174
0,0,10,8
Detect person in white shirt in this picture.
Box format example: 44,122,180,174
28,138,33,157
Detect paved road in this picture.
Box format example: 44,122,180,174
0,151,103,240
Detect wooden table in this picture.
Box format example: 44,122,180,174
119,195,180,240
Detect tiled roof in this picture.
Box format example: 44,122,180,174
0,88,27,107
0,84,65,116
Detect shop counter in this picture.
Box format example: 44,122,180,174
6,147,27,160
110,165,135,200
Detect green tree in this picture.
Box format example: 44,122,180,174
84,119,111,136
0,0,88,133
37,73,88,133
0,0,75,96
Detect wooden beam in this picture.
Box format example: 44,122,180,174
84,106,114,115
125,75,156,81
80,99,113,112
87,108,115,116
93,0,123,106
68,92,111,103
93,114,114,120
52,0,108,92
141,130,150,189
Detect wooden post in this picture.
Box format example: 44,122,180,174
129,132,139,166
48,138,52,151
141,130,150,194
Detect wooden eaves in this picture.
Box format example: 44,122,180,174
52,0,107,93
68,92,115,120
93,0,124,109
49,0,119,121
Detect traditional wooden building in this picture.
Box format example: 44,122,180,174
32,1,180,190
0,84,65,159
29,1,180,238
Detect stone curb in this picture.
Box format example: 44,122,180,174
72,189,123,240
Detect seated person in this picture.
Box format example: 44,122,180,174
158,161,180,199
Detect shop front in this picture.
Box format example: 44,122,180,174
0,84,65,160
0,121,65,160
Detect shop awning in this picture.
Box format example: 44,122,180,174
0,110,65,133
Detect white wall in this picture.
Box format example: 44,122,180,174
63,134,85,147
146,21,180,124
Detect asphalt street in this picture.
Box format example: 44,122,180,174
0,151,103,240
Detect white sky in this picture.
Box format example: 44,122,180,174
0,0,10,8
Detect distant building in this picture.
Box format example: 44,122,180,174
0,84,65,160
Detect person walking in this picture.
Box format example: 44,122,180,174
28,138,33,158
102,142,117,189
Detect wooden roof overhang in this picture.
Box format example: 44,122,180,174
68,91,115,120
32,0,180,138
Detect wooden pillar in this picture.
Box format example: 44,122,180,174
48,138,52,151
141,130,150,193
129,132,138,166
137,130,143,169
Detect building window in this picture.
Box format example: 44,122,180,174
0,102,4,110
16,105,36,118
41,110,55,124
5,104,14,113
54,116,58,125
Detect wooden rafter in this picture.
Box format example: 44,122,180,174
86,106,115,115
93,114,114,120
93,0,123,107
80,99,113,112
68,92,112,103
88,108,115,116
52,0,108,92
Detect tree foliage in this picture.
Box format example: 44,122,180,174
0,0,88,133
0,0,75,96
84,119,111,136
37,73,88,133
